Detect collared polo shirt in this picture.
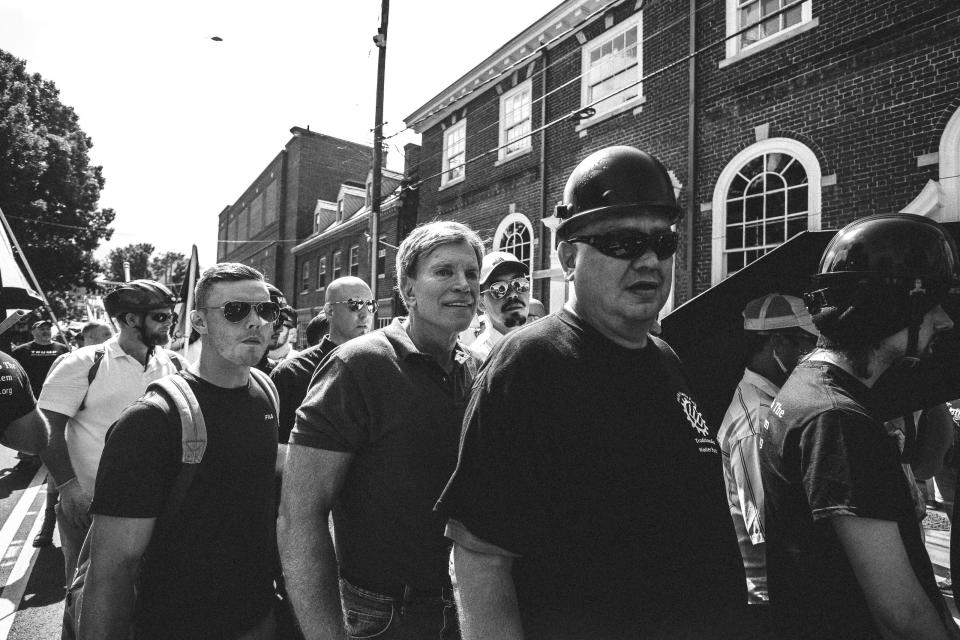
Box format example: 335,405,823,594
38,337,182,492
291,318,476,591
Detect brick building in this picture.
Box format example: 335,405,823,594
404,0,960,311
216,127,372,301
289,143,421,334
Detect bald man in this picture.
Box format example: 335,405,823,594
270,276,375,445
528,298,546,322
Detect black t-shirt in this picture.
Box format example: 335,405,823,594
437,309,746,639
12,340,70,393
270,336,337,443
91,371,278,640
760,360,947,639
0,350,35,433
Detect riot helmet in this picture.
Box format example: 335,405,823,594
555,146,682,239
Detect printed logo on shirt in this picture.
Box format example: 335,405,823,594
676,391,719,456
265,413,275,421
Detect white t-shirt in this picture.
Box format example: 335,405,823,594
38,337,182,493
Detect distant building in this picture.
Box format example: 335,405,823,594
404,0,960,311
217,127,372,300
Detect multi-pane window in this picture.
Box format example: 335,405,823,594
333,251,343,280
582,16,642,118
317,257,327,291
723,152,808,275
738,0,804,49
377,236,387,279
349,245,360,277
499,81,532,160
301,260,311,293
264,182,277,225
441,120,467,186
498,220,532,266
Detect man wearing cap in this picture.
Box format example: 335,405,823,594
437,146,745,639
256,285,298,374
37,279,184,597
465,251,531,361
12,319,70,396
717,294,818,608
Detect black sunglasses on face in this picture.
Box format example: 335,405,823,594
199,301,281,324
331,298,378,313
481,277,531,300
148,311,177,324
567,230,680,261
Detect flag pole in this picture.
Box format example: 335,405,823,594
0,206,64,336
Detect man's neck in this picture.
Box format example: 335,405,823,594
193,341,251,388
748,352,786,388
116,330,150,366
806,348,890,387
565,301,651,349
327,331,346,346
405,317,457,372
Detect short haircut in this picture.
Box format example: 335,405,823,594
305,314,329,346
395,221,484,305
195,263,264,308
81,321,112,338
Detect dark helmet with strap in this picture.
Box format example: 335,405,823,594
805,213,960,352
555,146,682,239
104,279,177,318
267,284,287,308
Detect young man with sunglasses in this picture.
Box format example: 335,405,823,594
270,276,375,446
81,263,281,639
466,252,530,361
716,293,818,614
37,279,185,599
280,221,483,640
437,146,746,639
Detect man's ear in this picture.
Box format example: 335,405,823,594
558,241,578,283
190,310,209,335
401,277,416,308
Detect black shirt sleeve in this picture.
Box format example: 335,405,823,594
0,354,36,432
290,354,371,452
801,409,908,523
270,361,298,444
91,397,180,519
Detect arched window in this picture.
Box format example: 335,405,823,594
712,138,821,284
939,106,960,222
494,213,534,272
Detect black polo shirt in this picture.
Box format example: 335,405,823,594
270,336,338,444
291,318,476,591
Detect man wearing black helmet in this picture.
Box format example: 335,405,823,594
437,146,745,639
761,214,960,640
37,279,184,592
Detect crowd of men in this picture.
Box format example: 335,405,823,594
1,144,960,639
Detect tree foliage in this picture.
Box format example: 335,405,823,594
0,49,114,313
150,251,187,289
105,243,154,283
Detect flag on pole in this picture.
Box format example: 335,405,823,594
171,245,200,360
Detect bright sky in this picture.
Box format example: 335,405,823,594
0,0,559,269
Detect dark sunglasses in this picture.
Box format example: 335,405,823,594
567,230,680,261
481,277,531,300
200,301,281,324
148,311,177,324
331,298,378,313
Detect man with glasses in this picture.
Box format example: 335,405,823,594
280,221,483,640
38,279,185,604
81,263,281,639
466,252,530,361
437,147,746,639
256,285,299,374
717,293,818,612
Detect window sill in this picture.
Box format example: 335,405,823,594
575,96,647,136
719,18,819,69
494,145,533,167
438,175,465,192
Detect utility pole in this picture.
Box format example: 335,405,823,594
369,0,389,293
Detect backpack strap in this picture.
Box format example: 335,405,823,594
163,350,185,373
249,366,279,417
77,347,106,412
146,373,207,464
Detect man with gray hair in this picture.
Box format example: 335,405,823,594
280,221,483,639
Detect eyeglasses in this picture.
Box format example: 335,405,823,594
567,230,680,261
330,298,378,313
481,277,531,300
199,301,282,324
148,311,177,324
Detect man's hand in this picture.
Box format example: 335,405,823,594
59,480,93,529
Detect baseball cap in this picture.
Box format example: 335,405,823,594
31,319,53,330
480,251,529,287
743,293,818,336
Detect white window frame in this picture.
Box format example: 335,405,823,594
493,213,535,275
711,137,822,285
377,235,387,279
301,259,311,293
333,250,343,280
349,245,360,277
580,13,643,122
938,106,960,222
498,80,533,163
723,0,814,63
316,256,327,292
441,119,467,188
